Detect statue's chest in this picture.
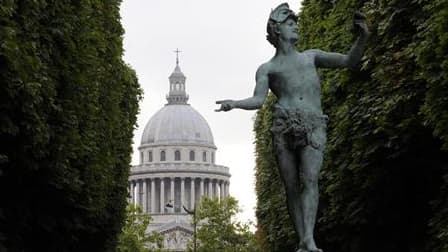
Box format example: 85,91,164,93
270,56,315,78
269,58,319,92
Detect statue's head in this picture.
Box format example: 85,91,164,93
266,3,298,48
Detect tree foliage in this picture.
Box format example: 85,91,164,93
0,0,141,251
117,204,163,252
190,197,259,252
254,0,448,251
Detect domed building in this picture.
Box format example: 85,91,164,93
128,55,231,251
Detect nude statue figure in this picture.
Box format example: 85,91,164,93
215,3,369,251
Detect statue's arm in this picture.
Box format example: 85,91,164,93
308,12,370,69
216,65,269,112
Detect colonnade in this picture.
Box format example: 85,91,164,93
128,177,230,213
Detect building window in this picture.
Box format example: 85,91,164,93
202,151,207,162
140,152,144,164
148,151,153,162
211,152,215,164
160,150,166,161
175,150,181,161
189,150,195,161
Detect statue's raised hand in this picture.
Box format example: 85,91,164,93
353,11,369,35
215,100,235,112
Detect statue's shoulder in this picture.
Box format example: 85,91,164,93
303,49,326,59
303,49,319,56
301,50,326,66
256,61,272,75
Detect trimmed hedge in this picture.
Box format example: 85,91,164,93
0,1,141,251
254,0,448,251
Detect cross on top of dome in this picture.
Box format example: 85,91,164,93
174,48,181,66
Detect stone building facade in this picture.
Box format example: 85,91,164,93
129,56,231,251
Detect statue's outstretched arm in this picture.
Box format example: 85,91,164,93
216,64,269,112
307,11,370,69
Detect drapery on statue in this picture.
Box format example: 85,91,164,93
215,3,369,252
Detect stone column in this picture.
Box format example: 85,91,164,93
151,178,156,213
199,178,204,200
160,178,165,213
226,181,230,196
222,181,226,197
213,180,218,198
181,178,185,212
215,180,219,200
170,177,175,209
219,180,224,200
211,180,215,198
142,179,147,213
135,180,141,206
129,181,133,204
208,179,213,198
190,178,195,209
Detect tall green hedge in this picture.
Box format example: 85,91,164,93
254,0,448,251
0,1,141,251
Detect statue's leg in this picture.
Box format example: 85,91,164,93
274,139,305,243
297,127,326,252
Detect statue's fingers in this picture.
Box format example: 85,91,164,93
215,104,227,112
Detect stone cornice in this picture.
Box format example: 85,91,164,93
139,142,217,150
130,163,231,180
129,173,230,182
132,163,229,173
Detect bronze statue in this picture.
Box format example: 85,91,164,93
216,3,369,252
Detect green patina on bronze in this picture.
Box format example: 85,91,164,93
216,3,369,251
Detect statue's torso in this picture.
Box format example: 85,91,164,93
267,51,323,114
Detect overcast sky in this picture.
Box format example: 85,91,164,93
120,0,302,223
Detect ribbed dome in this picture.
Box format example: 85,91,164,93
141,104,215,147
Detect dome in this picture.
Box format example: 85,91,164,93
141,104,215,147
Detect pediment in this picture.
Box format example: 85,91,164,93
160,226,193,251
